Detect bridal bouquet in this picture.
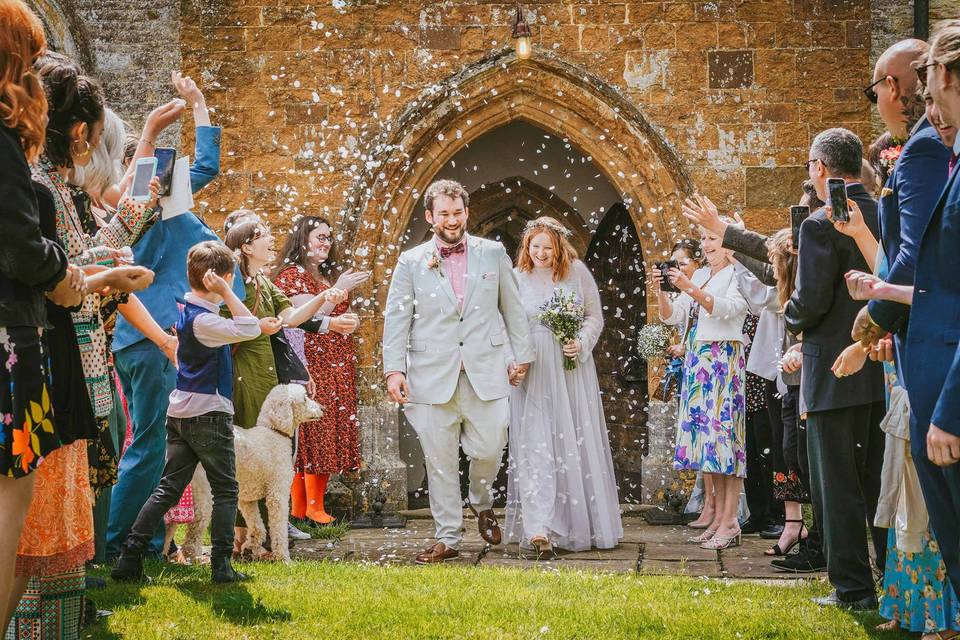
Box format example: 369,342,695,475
538,288,585,370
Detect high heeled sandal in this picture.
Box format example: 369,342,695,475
686,513,715,529
764,519,806,557
700,529,741,550
688,528,717,543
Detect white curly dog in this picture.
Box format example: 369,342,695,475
178,384,322,563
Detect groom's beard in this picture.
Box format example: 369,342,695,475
434,225,465,245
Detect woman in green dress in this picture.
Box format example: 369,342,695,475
223,219,345,427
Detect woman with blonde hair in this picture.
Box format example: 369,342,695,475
504,216,622,556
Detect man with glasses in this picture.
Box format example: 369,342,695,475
854,39,951,381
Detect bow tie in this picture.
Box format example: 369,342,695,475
439,243,465,258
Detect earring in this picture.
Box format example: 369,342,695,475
70,138,92,161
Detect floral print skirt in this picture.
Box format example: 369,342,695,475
881,528,960,633
673,335,747,478
0,327,60,478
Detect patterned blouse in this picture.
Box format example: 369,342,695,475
31,157,155,419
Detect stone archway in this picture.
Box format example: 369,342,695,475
346,49,694,509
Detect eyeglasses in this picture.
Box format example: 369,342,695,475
863,75,896,104
915,62,937,89
804,159,820,169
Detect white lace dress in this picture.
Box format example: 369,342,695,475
505,260,623,551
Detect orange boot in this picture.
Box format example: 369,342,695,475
304,473,334,524
290,472,307,519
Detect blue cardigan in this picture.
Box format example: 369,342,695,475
112,125,244,352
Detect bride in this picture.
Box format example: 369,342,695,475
505,216,623,555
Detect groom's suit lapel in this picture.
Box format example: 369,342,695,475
461,236,482,314
423,242,459,309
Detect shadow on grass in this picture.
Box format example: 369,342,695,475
87,561,291,635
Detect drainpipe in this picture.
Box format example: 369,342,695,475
915,0,929,40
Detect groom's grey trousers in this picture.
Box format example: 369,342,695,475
403,371,509,549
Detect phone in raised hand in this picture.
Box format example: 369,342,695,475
790,205,810,249
827,179,849,223
130,157,157,203
153,147,177,197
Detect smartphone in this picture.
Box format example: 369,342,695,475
827,178,849,223
130,157,157,203
657,259,681,293
153,147,177,197
790,205,810,249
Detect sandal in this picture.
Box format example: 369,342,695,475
764,519,807,557
688,528,717,543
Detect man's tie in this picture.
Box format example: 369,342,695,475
439,242,465,258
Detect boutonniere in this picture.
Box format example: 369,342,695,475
426,251,443,277
878,144,904,172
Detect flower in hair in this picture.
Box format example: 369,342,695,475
524,218,573,239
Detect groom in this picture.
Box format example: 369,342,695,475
383,179,534,564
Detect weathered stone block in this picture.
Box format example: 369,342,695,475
419,25,461,50
744,166,808,208
708,49,754,89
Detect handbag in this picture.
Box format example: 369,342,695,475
247,275,311,384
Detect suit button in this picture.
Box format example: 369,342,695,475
459,318,463,322
459,342,464,346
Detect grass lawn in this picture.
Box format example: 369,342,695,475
84,561,911,640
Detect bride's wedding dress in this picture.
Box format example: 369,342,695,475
505,260,623,551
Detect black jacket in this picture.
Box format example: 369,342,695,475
722,225,776,286
0,125,68,327
784,182,885,412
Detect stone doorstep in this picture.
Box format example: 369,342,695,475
641,541,718,562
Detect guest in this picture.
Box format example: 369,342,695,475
504,217,623,554
106,71,238,560
654,220,748,550
661,240,705,407
881,22,960,598
0,1,85,630
273,216,370,525
859,38,951,383
9,55,155,639
111,241,260,584
784,127,886,610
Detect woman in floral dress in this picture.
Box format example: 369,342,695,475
274,216,368,524
654,220,747,550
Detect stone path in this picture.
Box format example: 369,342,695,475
291,509,825,580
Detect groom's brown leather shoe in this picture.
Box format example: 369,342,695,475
415,542,459,565
477,509,502,546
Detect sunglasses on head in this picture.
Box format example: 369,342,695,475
863,75,898,104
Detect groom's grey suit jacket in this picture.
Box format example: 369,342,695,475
382,235,534,405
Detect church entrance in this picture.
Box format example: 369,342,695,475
398,121,649,508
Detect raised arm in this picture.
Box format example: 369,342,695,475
784,216,838,335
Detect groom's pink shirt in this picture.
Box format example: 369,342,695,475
436,236,467,311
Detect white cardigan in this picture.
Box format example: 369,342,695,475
661,264,747,343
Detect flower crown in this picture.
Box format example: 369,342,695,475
523,218,573,239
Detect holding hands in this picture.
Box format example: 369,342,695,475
508,362,530,386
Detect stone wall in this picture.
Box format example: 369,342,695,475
178,0,881,238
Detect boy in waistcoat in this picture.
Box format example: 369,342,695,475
112,241,261,583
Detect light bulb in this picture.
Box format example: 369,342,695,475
515,35,532,60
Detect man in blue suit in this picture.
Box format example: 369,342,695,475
897,26,960,595
858,39,951,375
106,76,243,558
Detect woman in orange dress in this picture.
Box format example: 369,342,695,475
273,216,369,524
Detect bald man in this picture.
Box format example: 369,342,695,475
855,38,951,386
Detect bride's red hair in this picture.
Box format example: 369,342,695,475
0,0,48,161
515,217,578,282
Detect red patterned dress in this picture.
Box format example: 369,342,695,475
274,266,361,474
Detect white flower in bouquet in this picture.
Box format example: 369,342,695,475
636,324,673,361
537,288,585,370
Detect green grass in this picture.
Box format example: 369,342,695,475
85,562,912,640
